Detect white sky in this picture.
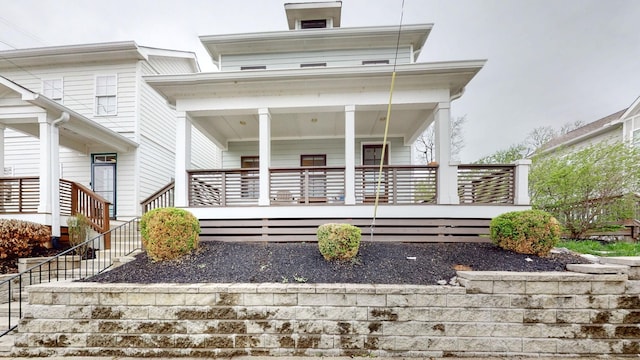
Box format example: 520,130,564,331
1,0,638,162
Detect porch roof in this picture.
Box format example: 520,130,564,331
146,60,484,148
0,76,138,153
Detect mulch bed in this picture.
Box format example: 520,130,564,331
86,241,591,285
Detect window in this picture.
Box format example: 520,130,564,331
300,63,327,68
241,156,259,199
95,75,117,116
362,60,390,65
362,144,389,203
240,65,266,70
633,129,640,148
42,79,63,102
300,19,327,29
301,154,326,201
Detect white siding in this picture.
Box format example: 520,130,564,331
223,137,409,168
1,62,138,135
146,56,196,74
222,47,412,71
191,126,220,169
4,130,39,176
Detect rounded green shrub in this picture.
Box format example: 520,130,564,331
490,209,561,256
140,207,200,261
317,223,361,261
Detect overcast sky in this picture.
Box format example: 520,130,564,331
1,0,638,162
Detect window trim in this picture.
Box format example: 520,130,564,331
42,78,63,103
94,74,118,117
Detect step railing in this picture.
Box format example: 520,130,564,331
0,218,141,338
60,179,111,247
140,181,175,214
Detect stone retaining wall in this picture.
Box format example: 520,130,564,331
12,271,640,358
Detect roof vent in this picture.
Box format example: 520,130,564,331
284,1,342,30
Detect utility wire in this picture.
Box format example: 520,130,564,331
371,0,405,241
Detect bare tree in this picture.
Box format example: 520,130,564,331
559,120,585,135
415,115,466,164
525,126,556,156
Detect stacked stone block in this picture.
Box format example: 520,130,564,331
11,270,640,358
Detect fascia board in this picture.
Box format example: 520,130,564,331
540,123,623,154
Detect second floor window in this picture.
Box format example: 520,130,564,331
42,79,63,103
95,75,117,116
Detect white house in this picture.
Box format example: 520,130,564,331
540,96,640,154
0,41,219,242
145,1,532,241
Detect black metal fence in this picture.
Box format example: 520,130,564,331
1,218,141,337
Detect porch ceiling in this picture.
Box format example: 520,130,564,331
189,104,435,147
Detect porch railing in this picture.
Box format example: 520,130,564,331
0,177,39,213
457,165,515,204
0,178,111,245
355,165,438,204
270,167,346,205
188,169,254,206
140,181,175,213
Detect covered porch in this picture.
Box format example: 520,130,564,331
145,62,531,241
0,76,137,241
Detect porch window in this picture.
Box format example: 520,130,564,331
95,75,117,116
42,79,63,103
301,154,326,201
241,156,259,199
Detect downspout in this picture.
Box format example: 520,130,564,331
50,111,69,248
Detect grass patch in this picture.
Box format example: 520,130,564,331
558,240,640,257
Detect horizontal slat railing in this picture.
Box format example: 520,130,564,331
0,177,39,213
355,165,437,205
270,167,345,205
140,181,175,214
189,169,258,206
457,164,515,204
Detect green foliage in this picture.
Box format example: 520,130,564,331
490,210,561,256
475,143,527,164
0,219,50,260
140,207,200,261
67,213,91,255
558,240,640,257
317,223,361,261
530,141,640,238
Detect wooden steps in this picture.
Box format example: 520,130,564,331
199,218,492,243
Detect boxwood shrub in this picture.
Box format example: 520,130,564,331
490,209,561,256
317,223,361,261
140,207,200,261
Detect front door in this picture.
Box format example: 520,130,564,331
362,144,389,203
91,154,116,218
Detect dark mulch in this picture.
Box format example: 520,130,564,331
86,241,591,285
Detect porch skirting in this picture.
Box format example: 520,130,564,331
189,205,530,242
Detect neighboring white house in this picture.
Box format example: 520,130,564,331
0,41,219,240
540,96,640,154
145,1,532,241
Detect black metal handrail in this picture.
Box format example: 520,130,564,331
0,218,141,338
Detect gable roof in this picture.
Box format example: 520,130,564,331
540,109,626,153
0,41,199,71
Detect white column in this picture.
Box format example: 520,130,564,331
514,159,532,205
344,105,356,204
37,115,52,214
434,103,459,204
50,120,61,238
0,125,5,174
174,111,191,207
258,108,271,206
